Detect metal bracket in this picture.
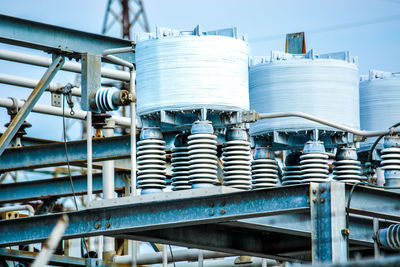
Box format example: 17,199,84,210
51,92,62,107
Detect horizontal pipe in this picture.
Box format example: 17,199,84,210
0,73,81,96
0,205,34,216
104,54,134,69
257,112,400,137
0,97,130,127
114,249,234,265
150,257,277,267
0,49,130,82
103,46,135,56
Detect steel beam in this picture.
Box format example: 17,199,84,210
0,185,310,247
310,182,347,263
232,213,386,246
0,172,128,204
0,14,134,62
0,135,131,172
0,55,64,156
345,184,400,222
117,223,310,262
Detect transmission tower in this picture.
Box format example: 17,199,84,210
102,0,151,38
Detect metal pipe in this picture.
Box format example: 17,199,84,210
102,121,115,255
0,55,64,156
162,245,168,267
256,111,400,137
104,54,134,69
114,249,234,265
0,49,130,82
0,73,81,96
103,47,135,56
31,215,69,267
137,257,278,267
129,67,138,267
198,250,204,267
87,111,93,202
0,97,131,127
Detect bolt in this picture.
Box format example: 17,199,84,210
312,189,317,194
209,210,214,216
320,188,326,193
106,222,111,228
313,197,318,203
94,223,100,229
221,201,226,207
220,209,226,215
320,198,325,203
96,260,99,265
341,229,350,236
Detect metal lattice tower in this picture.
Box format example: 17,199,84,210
102,0,150,38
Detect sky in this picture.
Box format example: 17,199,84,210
0,0,400,141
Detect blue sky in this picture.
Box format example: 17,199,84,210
1,0,399,140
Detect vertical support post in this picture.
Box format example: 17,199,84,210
80,53,101,112
162,244,168,267
87,111,93,202
198,250,204,267
310,182,347,264
0,55,64,156
103,120,115,258
129,67,138,267
373,218,380,258
81,53,101,203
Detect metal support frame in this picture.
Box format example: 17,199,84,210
0,186,310,248
310,182,347,263
0,172,128,204
0,55,64,156
0,14,134,62
0,135,131,172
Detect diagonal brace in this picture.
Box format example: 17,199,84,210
0,55,65,156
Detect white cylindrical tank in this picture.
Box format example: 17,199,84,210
249,50,360,136
135,27,249,116
360,70,400,150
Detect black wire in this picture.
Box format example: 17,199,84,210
168,244,176,267
62,95,79,211
367,122,400,163
62,94,90,258
345,181,400,259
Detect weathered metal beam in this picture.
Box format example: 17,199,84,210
310,182,347,263
345,184,400,222
0,55,64,156
0,185,310,247
0,14,134,62
0,172,128,204
117,223,311,262
0,135,131,172
0,248,86,266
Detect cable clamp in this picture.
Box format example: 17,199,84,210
61,83,76,115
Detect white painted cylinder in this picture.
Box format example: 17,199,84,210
135,27,249,115
249,51,359,136
360,70,400,150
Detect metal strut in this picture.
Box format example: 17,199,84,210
0,55,65,156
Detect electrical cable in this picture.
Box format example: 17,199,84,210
168,245,176,267
367,122,400,163
62,93,90,258
250,14,400,43
345,181,400,259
